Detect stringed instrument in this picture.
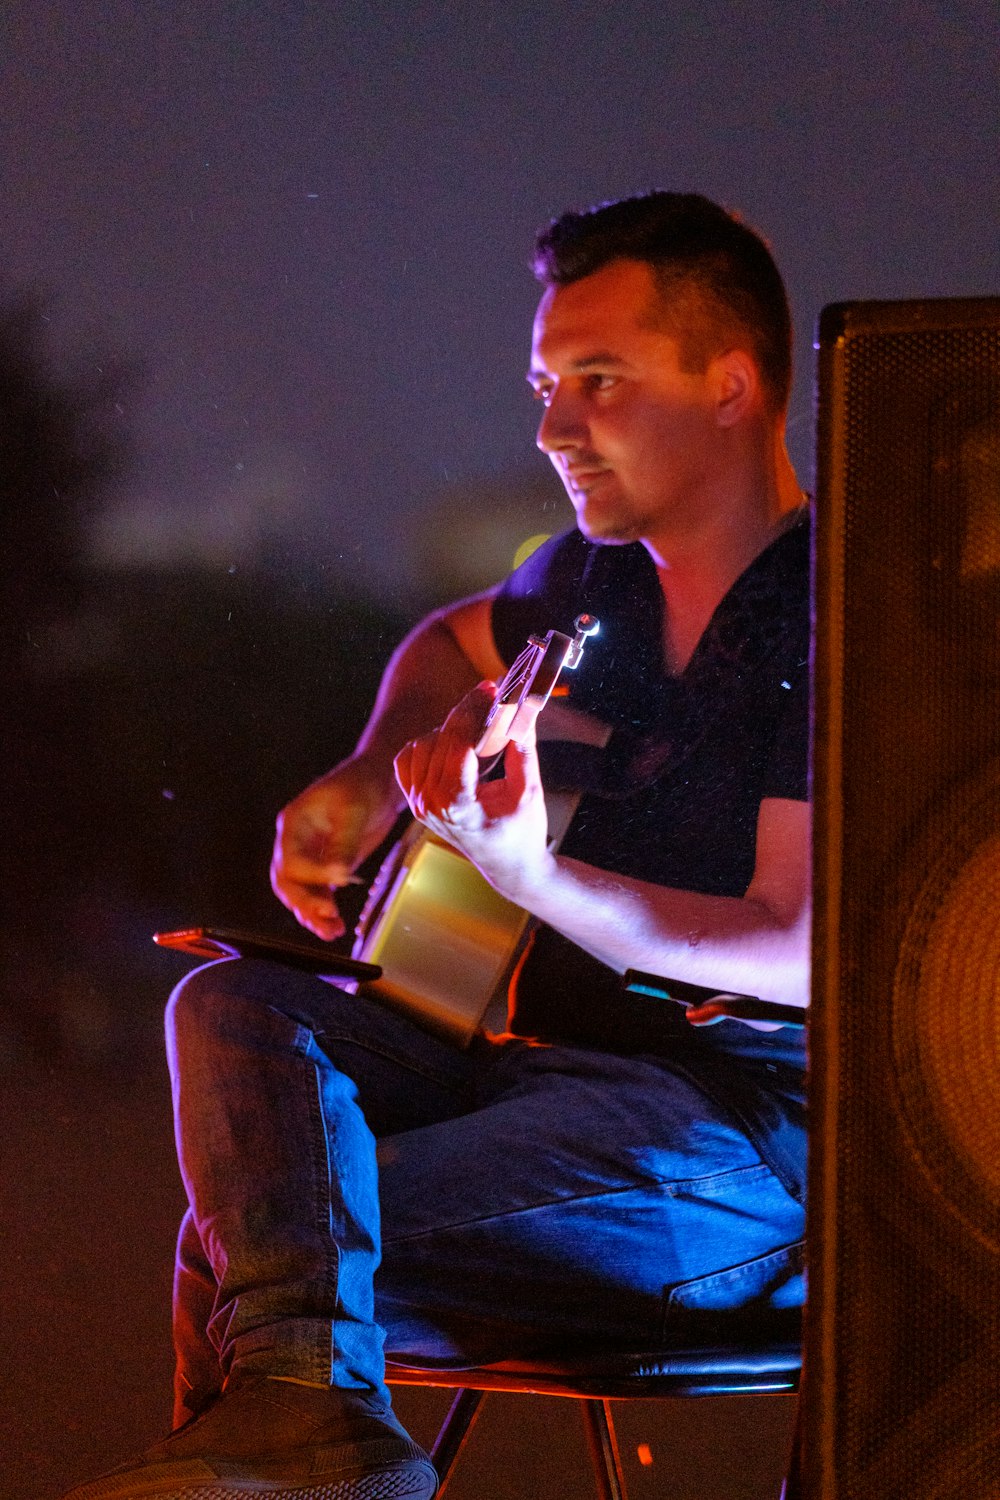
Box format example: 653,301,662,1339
351,614,603,1044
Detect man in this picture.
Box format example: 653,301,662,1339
64,192,811,1500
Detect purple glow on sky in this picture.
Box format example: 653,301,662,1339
3,0,998,597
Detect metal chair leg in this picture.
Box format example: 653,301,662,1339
779,1396,802,1500
581,1397,629,1500
430,1387,486,1493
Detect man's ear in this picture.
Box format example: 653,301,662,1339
712,348,760,428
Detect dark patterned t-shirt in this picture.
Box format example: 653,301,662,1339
490,508,811,1199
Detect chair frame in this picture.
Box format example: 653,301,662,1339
387,1342,802,1499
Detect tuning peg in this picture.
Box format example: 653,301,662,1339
566,614,600,669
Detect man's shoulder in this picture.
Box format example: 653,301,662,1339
732,506,811,636
752,504,811,584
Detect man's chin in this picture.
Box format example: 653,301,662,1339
575,512,640,546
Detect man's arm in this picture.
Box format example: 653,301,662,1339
393,686,811,1011
351,590,506,772
524,798,811,1010
270,588,505,940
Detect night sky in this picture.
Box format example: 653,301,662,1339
4,4,999,1497
4,0,998,598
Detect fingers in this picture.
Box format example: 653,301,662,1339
269,865,346,942
394,682,496,823
683,1002,727,1027
684,1002,783,1032
474,735,538,822
270,803,360,941
425,681,496,808
394,735,480,826
443,680,497,741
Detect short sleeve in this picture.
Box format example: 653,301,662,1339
759,655,810,803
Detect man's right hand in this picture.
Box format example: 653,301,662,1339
270,592,504,940
270,758,402,941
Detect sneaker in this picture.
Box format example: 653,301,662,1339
60,1375,439,1499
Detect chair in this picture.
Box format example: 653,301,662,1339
387,983,806,1498
386,1329,802,1499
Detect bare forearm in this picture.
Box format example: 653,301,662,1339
353,606,496,798
389,687,811,1008
272,599,501,939
512,852,811,1007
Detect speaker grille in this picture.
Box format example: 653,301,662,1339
809,299,1000,1498
894,775,1000,1245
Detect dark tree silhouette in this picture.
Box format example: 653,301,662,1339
0,290,130,648
0,290,404,1069
0,289,133,1060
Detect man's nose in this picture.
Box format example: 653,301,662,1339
536,388,586,453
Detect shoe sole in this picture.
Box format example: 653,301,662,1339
65,1466,438,1500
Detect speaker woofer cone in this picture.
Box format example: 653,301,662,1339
892,765,1000,1252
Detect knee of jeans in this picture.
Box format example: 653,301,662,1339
165,958,256,1057
165,956,317,1063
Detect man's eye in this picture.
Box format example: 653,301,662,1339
585,374,616,393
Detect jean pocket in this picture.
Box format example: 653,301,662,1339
662,1240,805,1342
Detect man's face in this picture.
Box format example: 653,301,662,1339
528,258,725,551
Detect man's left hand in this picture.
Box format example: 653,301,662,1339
393,683,553,903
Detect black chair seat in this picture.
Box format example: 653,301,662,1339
386,1338,802,1399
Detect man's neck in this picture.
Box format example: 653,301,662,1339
648,433,803,675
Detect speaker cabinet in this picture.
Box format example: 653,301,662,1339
805,298,1000,1496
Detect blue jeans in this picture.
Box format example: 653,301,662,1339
166,958,805,1426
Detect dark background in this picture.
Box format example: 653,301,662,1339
2,2,998,1496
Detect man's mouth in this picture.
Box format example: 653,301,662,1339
562,465,611,493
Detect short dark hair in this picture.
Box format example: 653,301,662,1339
532,192,793,411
